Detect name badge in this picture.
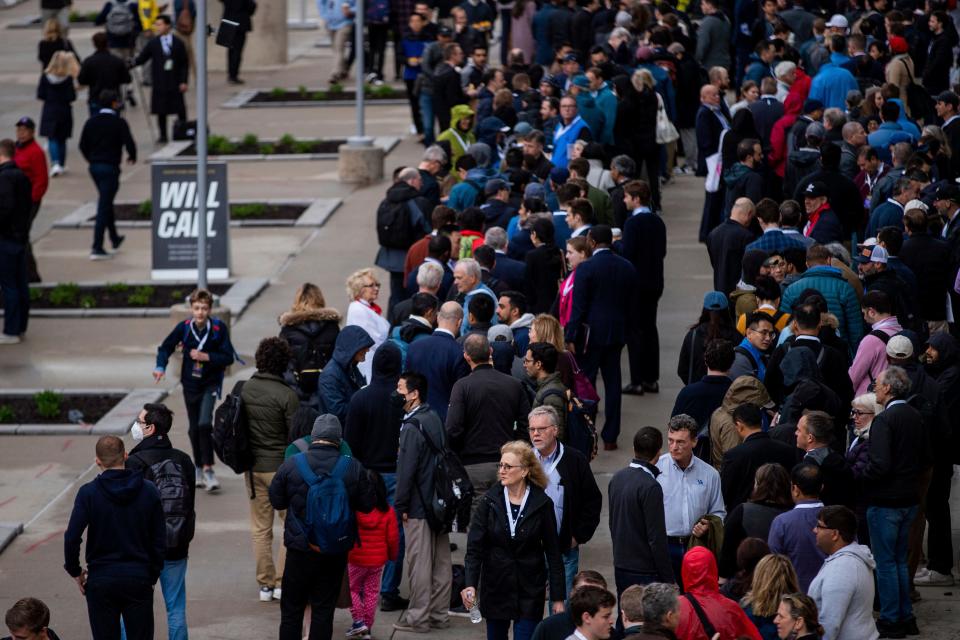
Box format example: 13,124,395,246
191,360,203,378
164,59,174,72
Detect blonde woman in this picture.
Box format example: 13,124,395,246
38,50,78,176
462,441,565,640
345,268,390,382
774,593,824,640
741,554,800,640
38,17,77,70
278,283,341,395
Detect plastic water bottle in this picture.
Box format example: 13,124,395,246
469,603,482,624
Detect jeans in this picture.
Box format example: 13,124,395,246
279,548,348,640
183,386,217,467
549,545,580,604
379,472,406,597
85,574,154,640
0,239,29,337
419,92,435,145
122,559,188,640
667,542,686,591
485,617,540,640
47,137,67,167
89,162,121,252
868,505,917,624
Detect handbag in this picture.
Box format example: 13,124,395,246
704,129,728,193
655,93,679,144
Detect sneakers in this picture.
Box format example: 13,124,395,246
365,72,378,84
259,586,273,602
203,468,220,492
112,235,125,251
50,163,64,177
89,250,113,261
0,333,21,345
273,587,282,600
195,468,205,488
346,621,369,637
379,593,409,611
914,569,954,586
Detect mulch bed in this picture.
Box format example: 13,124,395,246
0,394,125,425
108,203,307,221
177,140,345,155
30,283,230,309
249,90,401,103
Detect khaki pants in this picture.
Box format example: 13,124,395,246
249,471,286,588
173,30,196,82
465,462,499,522
330,25,353,77
400,518,451,629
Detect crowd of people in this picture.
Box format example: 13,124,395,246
5,0,960,639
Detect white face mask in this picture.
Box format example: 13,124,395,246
131,422,145,442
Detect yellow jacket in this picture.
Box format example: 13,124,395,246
138,0,162,31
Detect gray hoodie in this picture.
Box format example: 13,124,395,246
808,542,879,640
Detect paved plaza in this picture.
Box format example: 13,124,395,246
0,1,959,638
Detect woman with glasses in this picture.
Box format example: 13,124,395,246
461,440,565,640
846,392,882,545
773,593,824,639
345,268,390,383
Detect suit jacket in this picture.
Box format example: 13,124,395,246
220,0,257,31
747,96,784,152
564,248,637,349
491,250,527,290
404,258,454,300
134,35,188,115
705,219,756,295
721,432,799,512
621,209,667,294
406,329,470,422
524,242,565,314
695,105,727,176
944,118,960,180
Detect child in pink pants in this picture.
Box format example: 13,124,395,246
347,471,399,638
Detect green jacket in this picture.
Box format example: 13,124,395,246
586,184,613,226
241,372,300,473
533,372,568,440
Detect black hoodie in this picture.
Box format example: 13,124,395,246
64,468,166,581
343,341,404,473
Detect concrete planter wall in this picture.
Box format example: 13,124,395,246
223,88,408,108
149,137,399,163
0,388,167,436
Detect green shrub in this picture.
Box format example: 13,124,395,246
270,87,286,98
297,85,308,95
0,405,14,424
80,294,97,309
29,287,43,302
208,135,233,155
329,81,344,94
34,391,62,419
171,289,184,301
127,286,155,307
241,132,259,148
232,203,267,219
259,142,275,155
138,199,152,217
279,133,296,147
367,84,397,98
292,140,315,154
311,90,327,100
48,283,80,306
105,282,129,294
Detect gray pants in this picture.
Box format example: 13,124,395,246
465,462,499,523
680,127,697,170
400,518,452,629
41,7,69,34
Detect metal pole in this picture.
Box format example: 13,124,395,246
301,0,307,23
349,0,372,146
196,0,208,289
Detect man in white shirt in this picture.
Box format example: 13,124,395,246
656,414,725,588
564,586,616,640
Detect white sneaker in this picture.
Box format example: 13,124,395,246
203,468,220,492
915,569,954,586
89,251,113,261
915,567,930,580
273,587,282,600
260,586,273,602
195,468,205,488
50,163,63,177
0,333,21,345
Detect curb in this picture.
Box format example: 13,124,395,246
0,388,167,436
222,87,407,109
0,523,23,555
148,137,399,163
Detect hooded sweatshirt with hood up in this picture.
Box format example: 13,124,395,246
64,468,166,582
676,546,763,640
314,325,376,425
808,543,879,640
344,341,404,473
709,376,772,469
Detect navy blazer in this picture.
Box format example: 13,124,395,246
563,248,637,349
405,259,454,300
695,105,727,176
491,250,527,290
620,210,666,293
407,329,470,422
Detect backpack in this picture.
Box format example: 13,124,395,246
105,1,135,36
410,418,474,534
212,380,254,473
287,325,331,375
734,345,760,376
176,1,195,35
464,180,488,206
541,388,599,462
133,454,194,551
377,199,421,250
292,453,356,553
900,59,932,124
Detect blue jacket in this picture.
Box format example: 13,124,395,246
638,62,676,121
155,317,235,394
552,116,590,170
564,248,637,348
64,469,166,581
319,0,355,30
865,199,905,238
407,329,471,422
532,4,557,65
400,33,430,82
574,93,605,149
868,122,914,164
461,284,499,335
447,168,488,211
745,228,808,254
888,99,921,139
807,53,858,110
743,53,772,84
314,326,375,425
491,250,526,290
780,266,864,352
592,83,618,145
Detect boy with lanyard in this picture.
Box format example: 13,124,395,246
154,288,236,491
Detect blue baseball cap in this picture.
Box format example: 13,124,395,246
703,291,729,311
549,167,569,185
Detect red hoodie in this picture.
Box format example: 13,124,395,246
14,139,48,204
769,93,804,178
348,506,400,568
676,547,763,640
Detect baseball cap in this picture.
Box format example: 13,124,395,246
572,74,590,89
513,121,533,137
803,99,824,114
936,91,960,108
904,199,928,212
484,178,509,196
562,53,579,63
854,244,889,264
549,166,569,185
805,122,826,141
703,291,729,311
826,14,849,29
15,116,35,129
524,182,546,199
934,182,960,203
803,181,828,198
437,25,453,37
886,335,914,359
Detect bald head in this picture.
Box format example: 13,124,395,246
842,121,866,146
731,197,755,225
700,84,720,106
437,301,464,333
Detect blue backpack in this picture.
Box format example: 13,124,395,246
292,453,355,554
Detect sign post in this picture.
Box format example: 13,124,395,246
150,162,230,280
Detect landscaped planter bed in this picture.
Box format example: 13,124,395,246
150,135,399,162
113,201,306,222
0,392,124,425
225,87,408,108
29,282,231,310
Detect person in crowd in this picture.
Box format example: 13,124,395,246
268,414,375,640
461,440,566,640
696,82,732,242
671,338,734,443
795,410,854,504
407,301,469,422
900,210,951,336
720,537,770,601
741,554,801,640
676,546,762,640
657,415,726,586
808,505,878,640
497,291,534,354
551,95,591,170
132,15,188,143
0,138,32,345
37,51,77,188
769,463,827,592
12,122,48,281
848,290,901,396
530,571,609,640
677,292,741,386
403,236,453,305
78,89,135,260
433,45,471,134
524,217,565,316
319,0,355,84
486,227,526,290
527,405,601,598
77,32,131,115
564,586,616,640
3,597,63,640
314,325,375,425
38,16,77,69
729,311,776,381
220,0,256,84
524,343,567,438
720,404,798,511
773,594,824,640
706,197,757,296
278,283,341,398
345,268,391,382
64,436,165,640
154,288,235,490
745,198,806,256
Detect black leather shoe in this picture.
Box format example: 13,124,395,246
621,384,644,396
877,620,906,639
380,593,409,612
640,381,660,393
112,235,125,251
901,618,919,636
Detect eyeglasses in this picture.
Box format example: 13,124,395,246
749,328,777,338
765,259,786,269
362,282,381,289
497,462,524,471
522,357,536,364
528,426,554,434
813,523,837,531
851,409,874,417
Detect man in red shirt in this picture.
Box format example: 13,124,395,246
13,117,48,282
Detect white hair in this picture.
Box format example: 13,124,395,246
422,145,447,164
398,167,420,184
455,258,481,281
416,261,444,290
484,226,507,250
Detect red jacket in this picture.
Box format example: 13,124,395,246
348,506,399,567
676,547,763,640
14,139,48,204
769,93,804,178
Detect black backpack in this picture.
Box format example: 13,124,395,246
899,59,933,124
212,380,254,473
287,325,331,374
377,199,420,250
410,418,474,534
540,388,599,462
133,454,195,551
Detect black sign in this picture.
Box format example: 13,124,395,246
151,162,230,280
